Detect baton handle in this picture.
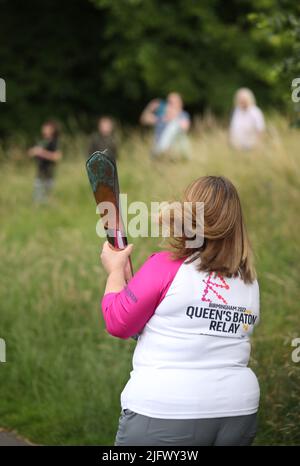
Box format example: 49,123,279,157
105,227,134,279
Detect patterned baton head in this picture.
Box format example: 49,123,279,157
86,150,127,250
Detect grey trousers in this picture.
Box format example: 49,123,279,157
115,409,257,446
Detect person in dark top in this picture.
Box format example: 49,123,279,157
88,116,118,160
28,120,62,203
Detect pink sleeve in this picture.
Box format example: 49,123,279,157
101,251,184,339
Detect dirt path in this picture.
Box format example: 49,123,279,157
0,428,32,446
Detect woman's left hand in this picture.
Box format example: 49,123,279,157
100,241,133,276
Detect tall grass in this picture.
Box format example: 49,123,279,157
0,118,300,445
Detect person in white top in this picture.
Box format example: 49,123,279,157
100,176,260,446
229,87,265,150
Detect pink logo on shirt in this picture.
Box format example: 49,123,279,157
201,272,230,304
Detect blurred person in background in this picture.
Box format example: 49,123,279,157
140,92,191,158
229,88,265,150
88,116,118,160
28,120,62,204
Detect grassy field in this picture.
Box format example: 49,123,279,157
0,119,300,445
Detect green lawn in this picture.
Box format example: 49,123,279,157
0,121,300,445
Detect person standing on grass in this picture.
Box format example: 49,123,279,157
140,92,191,158
229,88,265,150
28,120,62,204
100,176,260,446
88,116,118,160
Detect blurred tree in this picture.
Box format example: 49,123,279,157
248,0,300,124
92,0,293,115
0,0,298,137
0,0,108,137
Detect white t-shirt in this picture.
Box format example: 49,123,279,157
120,258,260,419
229,105,265,150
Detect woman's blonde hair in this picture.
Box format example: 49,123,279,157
163,176,256,284
234,87,256,107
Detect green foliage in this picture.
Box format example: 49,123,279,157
92,0,294,112
248,1,300,103
0,0,108,137
0,0,299,136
